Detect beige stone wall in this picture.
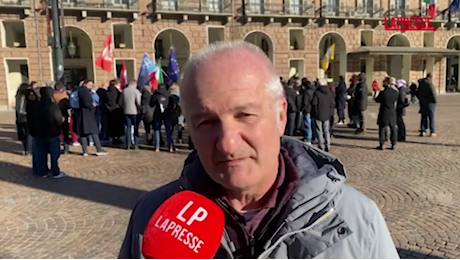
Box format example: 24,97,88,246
0,0,459,109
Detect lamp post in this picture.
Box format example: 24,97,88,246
50,0,64,82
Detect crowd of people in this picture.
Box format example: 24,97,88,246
280,72,437,151
14,79,189,178
13,65,437,177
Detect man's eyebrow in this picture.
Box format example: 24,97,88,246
231,103,262,112
190,103,262,120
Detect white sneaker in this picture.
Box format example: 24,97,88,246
72,142,81,146
430,133,436,137
89,142,94,146
305,141,312,145
52,172,66,179
96,151,108,156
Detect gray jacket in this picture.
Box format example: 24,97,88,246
120,86,141,116
118,137,399,259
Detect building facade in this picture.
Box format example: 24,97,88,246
0,0,459,110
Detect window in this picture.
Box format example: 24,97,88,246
20,64,29,78
208,0,221,11
2,21,26,48
261,38,269,57
208,27,224,44
161,0,177,11
248,0,263,14
289,0,301,14
115,59,135,80
155,39,165,60
360,30,373,46
113,24,133,49
113,0,128,5
289,29,304,50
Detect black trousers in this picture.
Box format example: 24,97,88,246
379,125,397,146
357,110,366,132
397,115,406,141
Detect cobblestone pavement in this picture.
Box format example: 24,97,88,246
0,94,459,259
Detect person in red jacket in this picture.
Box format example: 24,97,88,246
372,80,379,99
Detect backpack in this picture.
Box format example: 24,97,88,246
169,95,182,119
69,89,80,109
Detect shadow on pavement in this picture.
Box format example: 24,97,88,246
0,161,147,210
398,248,446,259
0,124,17,130
0,130,27,155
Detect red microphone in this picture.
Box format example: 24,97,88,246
142,190,225,259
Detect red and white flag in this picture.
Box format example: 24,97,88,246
424,0,436,18
120,60,127,89
95,35,113,73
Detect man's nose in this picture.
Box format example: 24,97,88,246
216,121,241,155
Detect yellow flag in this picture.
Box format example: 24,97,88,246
321,43,336,71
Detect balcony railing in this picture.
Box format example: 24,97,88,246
155,0,232,14
61,0,138,11
244,2,315,17
321,5,384,19
0,0,29,7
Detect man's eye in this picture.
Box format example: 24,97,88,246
236,113,256,120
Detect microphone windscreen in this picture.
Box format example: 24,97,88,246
142,190,225,259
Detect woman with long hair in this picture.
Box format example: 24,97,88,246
15,83,32,155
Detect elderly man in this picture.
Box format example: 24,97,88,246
118,41,399,259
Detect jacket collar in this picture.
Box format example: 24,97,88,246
178,136,347,213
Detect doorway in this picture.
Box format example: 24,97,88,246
63,68,87,89
5,59,29,109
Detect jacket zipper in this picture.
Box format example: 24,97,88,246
257,208,335,259
249,236,256,257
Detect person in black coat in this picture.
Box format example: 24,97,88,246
96,84,109,142
335,76,347,124
34,87,64,178
347,75,358,128
15,83,32,155
140,85,155,145
311,79,335,152
73,80,107,156
396,79,410,142
284,78,300,136
150,84,174,152
300,78,315,144
106,80,125,144
375,77,399,150
25,87,40,175
355,72,368,134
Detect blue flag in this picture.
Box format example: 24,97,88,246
137,53,157,88
449,0,460,12
168,48,180,83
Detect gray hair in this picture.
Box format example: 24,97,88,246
317,78,328,87
46,81,55,89
128,79,137,87
180,40,284,122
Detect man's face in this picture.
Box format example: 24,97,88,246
86,82,93,89
183,50,287,192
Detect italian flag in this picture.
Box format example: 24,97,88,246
151,59,164,91
424,0,436,18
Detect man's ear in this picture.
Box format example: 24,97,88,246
277,98,288,136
